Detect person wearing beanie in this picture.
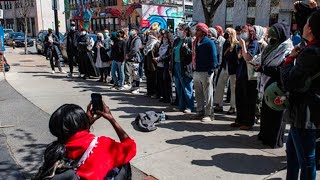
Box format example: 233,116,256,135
193,23,218,122
208,27,218,40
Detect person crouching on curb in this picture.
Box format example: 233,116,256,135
192,23,218,122
35,102,136,179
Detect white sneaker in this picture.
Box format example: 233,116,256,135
78,73,82,78
117,87,125,90
60,70,67,74
124,84,132,90
201,116,214,122
183,109,192,114
110,85,117,90
131,89,140,94
51,70,55,74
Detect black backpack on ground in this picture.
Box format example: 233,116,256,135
135,111,161,132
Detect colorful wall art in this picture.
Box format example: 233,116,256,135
141,5,183,32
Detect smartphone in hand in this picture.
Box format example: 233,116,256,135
91,93,103,114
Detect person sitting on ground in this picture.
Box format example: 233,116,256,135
35,102,136,179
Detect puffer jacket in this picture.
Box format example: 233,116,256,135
281,42,320,129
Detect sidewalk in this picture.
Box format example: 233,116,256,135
2,47,310,179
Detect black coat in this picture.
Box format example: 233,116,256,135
110,39,126,62
221,43,238,75
171,37,193,78
66,30,79,54
92,41,108,63
281,43,320,129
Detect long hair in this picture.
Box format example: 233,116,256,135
225,28,239,50
35,104,90,179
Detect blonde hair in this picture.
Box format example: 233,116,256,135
97,33,104,41
225,28,238,50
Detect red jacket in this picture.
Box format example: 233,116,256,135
65,131,136,180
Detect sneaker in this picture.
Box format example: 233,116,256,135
67,73,73,77
240,125,253,130
131,89,140,94
230,122,241,127
214,106,224,113
60,70,67,74
201,116,214,122
117,87,125,91
51,70,55,74
183,109,192,114
172,107,181,112
124,84,132,90
227,107,236,115
78,73,82,78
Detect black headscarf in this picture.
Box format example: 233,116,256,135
262,22,290,62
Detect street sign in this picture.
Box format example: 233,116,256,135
0,9,3,19
52,0,59,10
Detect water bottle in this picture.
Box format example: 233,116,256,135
160,111,166,123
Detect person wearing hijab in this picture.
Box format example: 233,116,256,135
231,24,260,130
257,23,294,148
93,33,109,83
143,30,160,98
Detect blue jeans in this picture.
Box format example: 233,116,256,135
174,62,194,111
111,61,125,87
286,127,317,180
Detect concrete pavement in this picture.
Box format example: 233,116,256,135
1,46,315,179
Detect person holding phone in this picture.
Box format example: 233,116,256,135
35,100,136,179
93,33,109,83
282,10,320,180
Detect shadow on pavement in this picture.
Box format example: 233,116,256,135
8,129,47,178
191,153,286,175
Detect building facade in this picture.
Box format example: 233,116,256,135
0,0,66,37
65,0,193,33
193,0,295,29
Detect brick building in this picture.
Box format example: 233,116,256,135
65,0,193,33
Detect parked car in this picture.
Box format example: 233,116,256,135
4,29,14,43
61,33,97,61
36,30,64,55
6,32,34,47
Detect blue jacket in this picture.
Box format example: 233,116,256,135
195,36,218,74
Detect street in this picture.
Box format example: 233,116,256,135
0,46,314,180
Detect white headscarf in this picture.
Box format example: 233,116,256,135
254,25,267,43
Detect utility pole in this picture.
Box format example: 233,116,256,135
182,0,185,20
53,0,59,39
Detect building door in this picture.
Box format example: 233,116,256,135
167,19,174,32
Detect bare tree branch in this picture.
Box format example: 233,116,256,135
201,0,224,26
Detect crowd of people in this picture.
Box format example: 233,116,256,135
38,0,320,179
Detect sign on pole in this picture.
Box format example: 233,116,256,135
52,0,59,10
0,26,5,52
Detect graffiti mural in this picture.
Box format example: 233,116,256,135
69,0,94,30
141,5,183,32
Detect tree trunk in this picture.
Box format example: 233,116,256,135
24,17,28,55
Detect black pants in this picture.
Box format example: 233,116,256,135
145,69,157,95
98,67,111,81
67,52,77,74
49,48,61,71
156,67,172,101
235,79,257,126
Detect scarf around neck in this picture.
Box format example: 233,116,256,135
258,38,293,100
143,35,158,55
